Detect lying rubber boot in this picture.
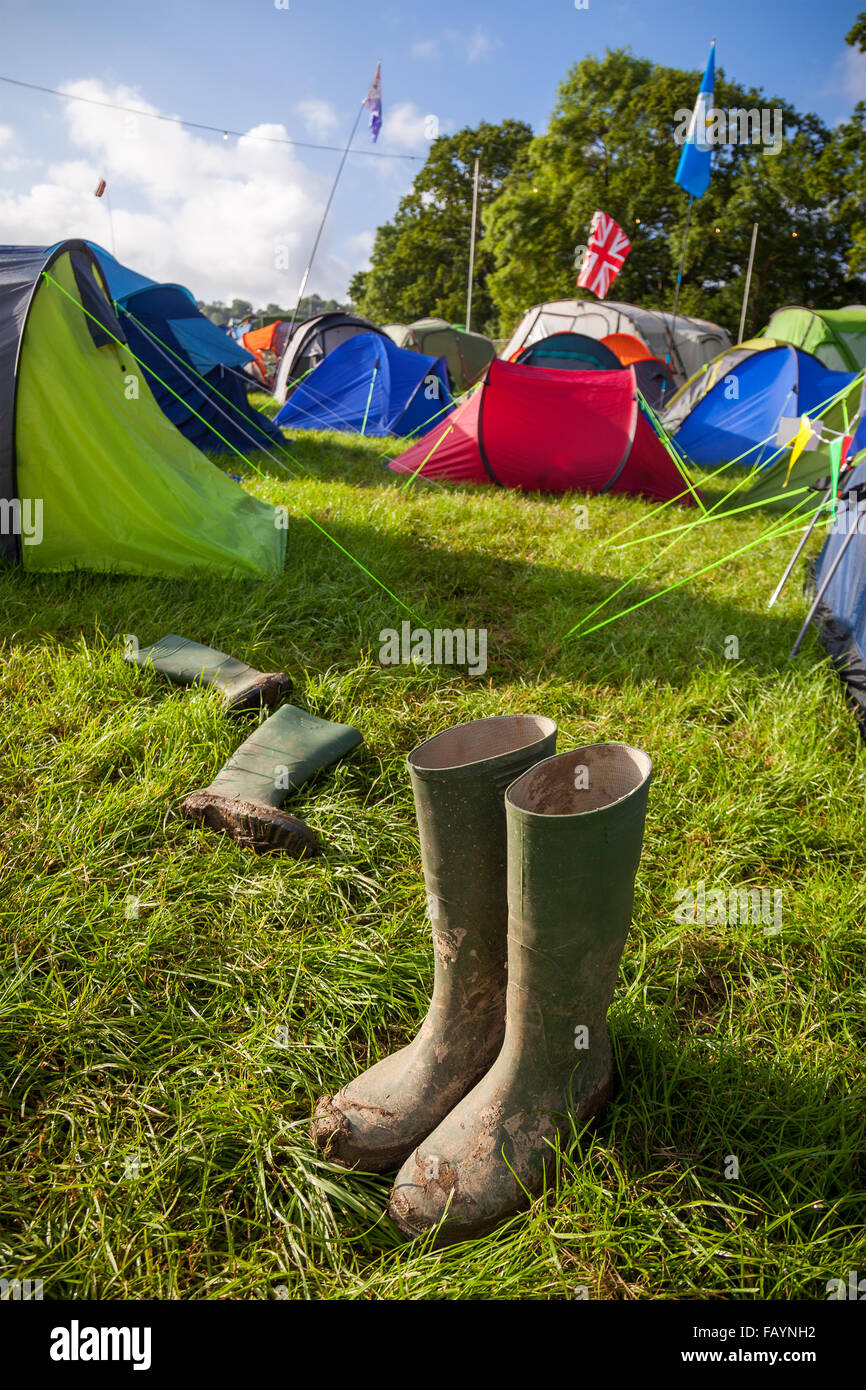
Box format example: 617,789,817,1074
389,742,652,1242
182,704,363,857
129,633,291,713
312,714,558,1171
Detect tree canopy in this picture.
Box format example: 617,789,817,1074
350,44,866,341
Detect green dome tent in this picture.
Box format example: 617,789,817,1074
0,241,285,578
382,318,495,393
763,306,866,373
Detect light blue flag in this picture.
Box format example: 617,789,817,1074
675,41,715,199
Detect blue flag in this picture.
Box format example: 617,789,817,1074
675,42,715,199
364,62,382,143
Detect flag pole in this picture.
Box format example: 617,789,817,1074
466,155,480,332
286,74,374,340
667,194,692,379
737,221,759,344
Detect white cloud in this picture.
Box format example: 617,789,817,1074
0,124,13,148
0,81,355,303
411,39,439,60
295,99,341,141
466,26,497,63
380,101,452,152
842,46,866,103
345,229,374,271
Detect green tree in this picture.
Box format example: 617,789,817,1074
349,120,533,335
847,13,866,50
481,49,863,340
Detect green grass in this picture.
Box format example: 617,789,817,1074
1,413,864,1301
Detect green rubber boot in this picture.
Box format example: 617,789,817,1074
389,742,652,1242
129,633,291,713
312,714,558,1171
182,704,363,857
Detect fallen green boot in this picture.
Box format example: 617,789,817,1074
182,704,363,857
389,742,652,1242
129,633,291,713
312,714,558,1171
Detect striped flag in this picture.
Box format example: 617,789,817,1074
364,63,382,143
675,42,715,200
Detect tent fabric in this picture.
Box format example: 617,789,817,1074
633,357,676,410
664,343,859,468
272,311,388,404
383,318,495,392
1,240,285,578
514,332,622,372
764,306,866,373
713,445,838,517
82,245,284,456
499,300,732,385
601,332,654,366
812,456,866,732
274,333,452,437
387,358,695,503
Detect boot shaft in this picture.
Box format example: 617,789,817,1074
208,705,363,808
503,744,652,1064
408,715,557,978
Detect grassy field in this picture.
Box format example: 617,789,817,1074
1,405,864,1300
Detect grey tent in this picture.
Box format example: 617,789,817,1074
383,318,495,393
500,300,732,386
272,311,388,404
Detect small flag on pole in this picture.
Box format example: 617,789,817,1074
675,41,715,200
94,178,107,198
577,210,632,300
364,62,382,143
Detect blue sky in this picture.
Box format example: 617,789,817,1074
1,0,863,306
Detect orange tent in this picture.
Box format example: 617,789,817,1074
601,332,653,366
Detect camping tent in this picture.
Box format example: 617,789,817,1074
763,306,866,373
85,245,284,456
274,333,452,437
499,300,732,385
599,331,676,409
0,240,285,577
663,342,858,468
272,311,388,404
514,332,622,371
809,454,866,737
383,318,495,392
387,358,695,503
241,320,291,387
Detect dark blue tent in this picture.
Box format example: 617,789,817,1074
274,333,452,437
515,332,622,372
671,345,856,468
813,451,866,738
83,244,284,456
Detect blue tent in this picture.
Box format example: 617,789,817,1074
82,244,284,456
671,345,856,468
274,333,453,437
813,453,866,738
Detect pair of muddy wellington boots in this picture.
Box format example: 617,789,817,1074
312,713,652,1243
128,635,363,858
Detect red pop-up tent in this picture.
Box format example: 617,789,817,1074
387,358,696,503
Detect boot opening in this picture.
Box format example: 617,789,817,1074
409,715,557,771
507,744,651,815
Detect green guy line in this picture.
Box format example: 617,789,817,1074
568,511,809,642
44,269,426,625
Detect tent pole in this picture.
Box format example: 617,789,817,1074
768,484,833,609
789,488,866,658
667,194,692,380
466,155,480,333
286,98,366,341
737,221,759,344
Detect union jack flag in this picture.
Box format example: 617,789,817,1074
577,210,632,300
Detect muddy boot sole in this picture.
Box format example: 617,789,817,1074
223,671,292,714
181,790,320,858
